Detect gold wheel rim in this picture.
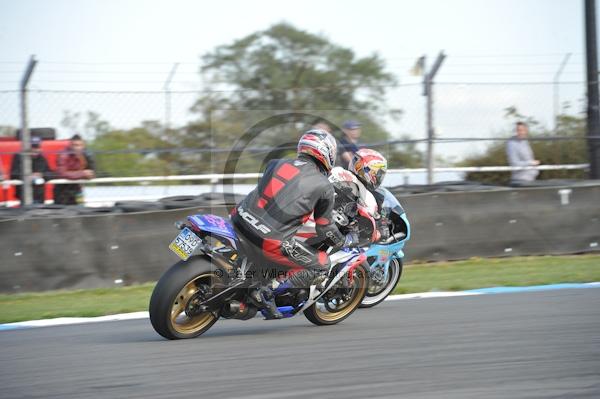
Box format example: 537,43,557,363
170,273,220,335
315,270,366,322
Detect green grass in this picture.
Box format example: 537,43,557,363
0,254,599,324
394,254,600,294
0,284,155,324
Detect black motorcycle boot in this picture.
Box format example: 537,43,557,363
248,287,283,320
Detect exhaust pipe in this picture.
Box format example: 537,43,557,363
223,300,257,320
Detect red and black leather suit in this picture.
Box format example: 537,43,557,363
231,155,346,273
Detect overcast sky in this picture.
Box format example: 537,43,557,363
0,0,587,84
0,0,592,158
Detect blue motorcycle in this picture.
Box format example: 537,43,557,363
360,187,410,308
149,213,370,340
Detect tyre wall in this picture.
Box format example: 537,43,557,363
0,184,598,293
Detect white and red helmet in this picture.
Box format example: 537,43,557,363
297,129,337,172
349,148,388,190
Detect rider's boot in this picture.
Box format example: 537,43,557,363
248,286,283,320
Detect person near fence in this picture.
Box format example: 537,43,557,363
336,119,362,168
311,119,333,133
53,134,95,205
506,121,540,184
10,137,51,204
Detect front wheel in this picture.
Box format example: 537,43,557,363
149,256,223,339
360,258,402,308
304,263,369,326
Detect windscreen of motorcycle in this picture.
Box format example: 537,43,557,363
377,187,405,216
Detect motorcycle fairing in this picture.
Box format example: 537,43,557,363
364,211,410,281
188,214,238,248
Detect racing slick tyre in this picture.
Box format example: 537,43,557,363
304,262,369,326
359,258,402,308
149,256,224,340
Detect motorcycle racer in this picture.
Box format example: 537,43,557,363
298,148,390,245
231,129,359,319
338,148,390,242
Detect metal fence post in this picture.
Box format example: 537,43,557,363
585,0,600,179
424,51,446,185
163,63,179,134
19,55,38,206
553,53,571,132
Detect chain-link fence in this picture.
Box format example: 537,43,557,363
0,77,592,205
0,80,588,152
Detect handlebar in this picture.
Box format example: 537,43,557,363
379,232,406,244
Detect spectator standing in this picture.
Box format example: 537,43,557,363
506,122,540,184
311,119,333,134
54,134,95,205
336,119,362,168
10,137,51,204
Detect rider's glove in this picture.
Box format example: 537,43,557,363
343,232,360,248
376,218,390,242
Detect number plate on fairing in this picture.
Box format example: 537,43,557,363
169,227,201,261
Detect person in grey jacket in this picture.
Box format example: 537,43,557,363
506,122,540,184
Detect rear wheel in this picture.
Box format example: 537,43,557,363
360,258,402,308
304,263,369,326
149,256,223,339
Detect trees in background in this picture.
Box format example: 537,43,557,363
199,23,396,114
188,22,416,173
91,124,174,177
48,23,427,178
0,125,16,136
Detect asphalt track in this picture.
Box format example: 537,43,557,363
1,288,599,399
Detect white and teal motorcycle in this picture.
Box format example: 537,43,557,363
359,187,410,307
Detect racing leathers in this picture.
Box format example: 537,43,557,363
297,166,389,245
231,155,352,278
